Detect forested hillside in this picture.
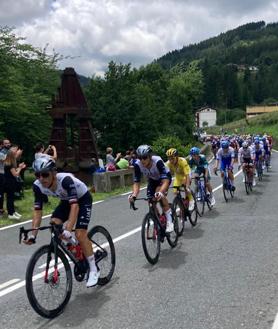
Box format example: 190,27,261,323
156,21,278,113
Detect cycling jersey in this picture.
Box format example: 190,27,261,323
188,154,211,180
252,145,264,162
33,173,92,229
216,147,235,171
238,146,253,164
133,156,171,182
166,157,190,188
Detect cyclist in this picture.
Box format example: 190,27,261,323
262,136,272,169
214,140,236,191
252,138,265,174
165,148,195,211
188,147,215,205
23,157,99,288
238,141,255,186
128,145,174,233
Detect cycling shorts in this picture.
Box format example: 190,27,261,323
220,159,232,171
51,191,92,230
147,176,171,198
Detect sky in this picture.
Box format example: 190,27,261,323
1,0,277,77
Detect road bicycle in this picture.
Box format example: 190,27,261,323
130,197,178,265
215,168,235,202
240,163,254,195
19,223,115,318
192,175,213,216
171,186,198,236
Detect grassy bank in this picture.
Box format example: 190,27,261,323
207,111,278,144
0,185,133,228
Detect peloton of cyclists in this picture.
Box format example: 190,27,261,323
214,140,236,191
188,147,216,206
23,157,100,288
165,148,195,211
128,145,174,233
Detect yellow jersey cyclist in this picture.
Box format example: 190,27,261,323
165,148,195,211
188,147,216,206
23,157,100,288
128,145,174,233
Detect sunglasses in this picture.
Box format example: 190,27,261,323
35,172,50,179
138,155,149,160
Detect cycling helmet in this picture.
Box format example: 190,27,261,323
242,141,248,148
262,137,266,142
254,139,260,145
221,140,229,149
190,147,200,155
166,148,178,157
32,156,56,173
136,145,152,157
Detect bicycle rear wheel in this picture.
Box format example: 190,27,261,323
88,225,116,286
196,186,205,216
172,197,185,236
141,213,160,264
25,245,72,318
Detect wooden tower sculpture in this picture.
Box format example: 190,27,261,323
48,67,98,174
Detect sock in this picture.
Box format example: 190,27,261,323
165,209,172,223
87,254,97,272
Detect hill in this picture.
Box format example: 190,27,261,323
156,21,278,118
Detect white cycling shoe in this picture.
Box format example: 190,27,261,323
86,270,100,288
188,200,195,211
166,221,174,233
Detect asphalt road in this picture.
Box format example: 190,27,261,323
1,153,278,329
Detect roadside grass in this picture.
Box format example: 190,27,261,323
0,185,133,228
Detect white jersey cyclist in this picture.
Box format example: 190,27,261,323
33,172,88,209
133,155,171,182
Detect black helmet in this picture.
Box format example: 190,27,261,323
136,145,152,158
32,156,56,173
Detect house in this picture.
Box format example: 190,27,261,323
195,107,217,128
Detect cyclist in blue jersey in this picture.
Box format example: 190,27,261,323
214,140,236,190
252,138,265,170
128,145,174,233
188,147,216,205
262,136,272,169
23,157,99,288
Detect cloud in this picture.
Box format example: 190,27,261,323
2,0,277,76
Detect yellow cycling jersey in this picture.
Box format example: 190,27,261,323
166,157,191,179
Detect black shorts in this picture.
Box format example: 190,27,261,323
147,176,171,198
243,158,253,165
51,191,93,230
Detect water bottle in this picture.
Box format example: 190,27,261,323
160,214,167,228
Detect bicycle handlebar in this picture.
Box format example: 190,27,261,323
19,224,64,244
129,196,155,211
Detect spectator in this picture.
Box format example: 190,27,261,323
0,140,6,217
106,147,121,171
116,156,129,170
4,149,26,219
34,142,57,160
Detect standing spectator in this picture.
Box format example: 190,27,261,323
0,140,6,217
105,147,121,171
34,142,57,160
4,150,26,219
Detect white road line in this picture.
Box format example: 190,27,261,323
0,171,245,298
0,279,20,290
272,313,278,329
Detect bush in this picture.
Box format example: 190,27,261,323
152,135,193,161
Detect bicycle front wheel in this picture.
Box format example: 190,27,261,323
141,213,161,264
172,197,185,236
25,245,72,318
188,192,198,226
166,212,179,248
88,225,116,286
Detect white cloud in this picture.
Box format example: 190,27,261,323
1,0,277,76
